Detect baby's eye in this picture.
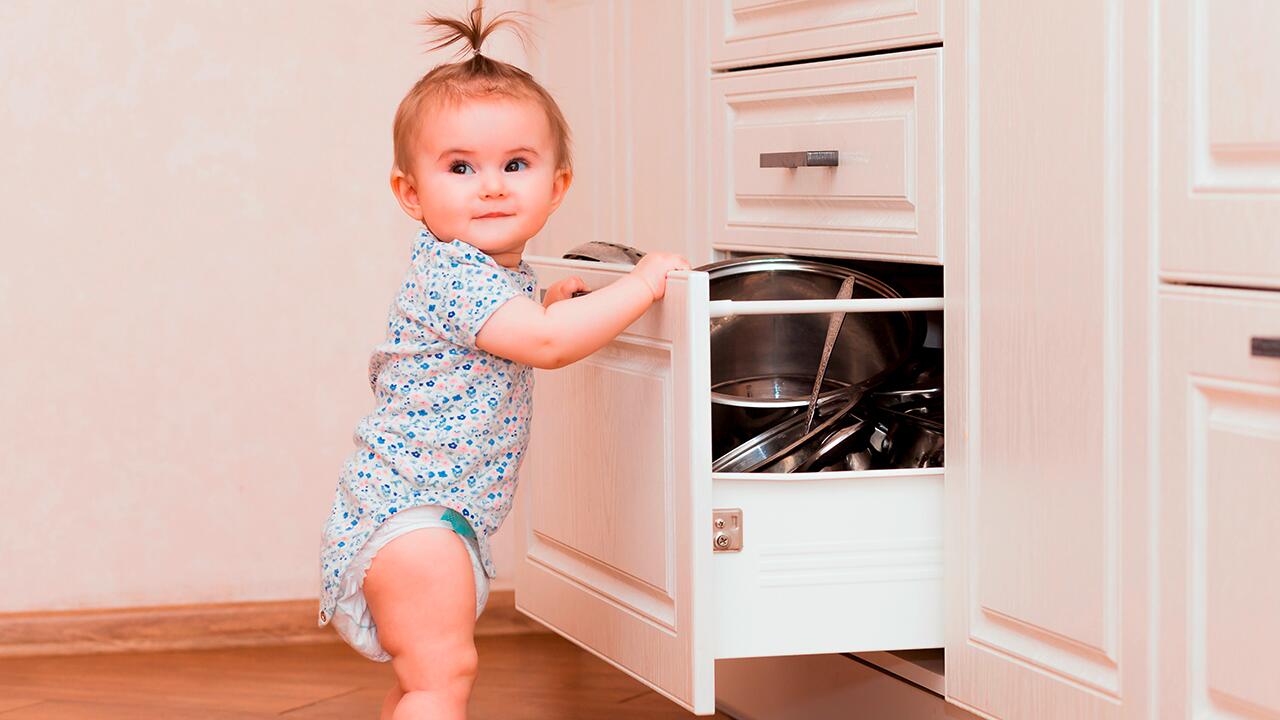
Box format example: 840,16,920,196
504,158,529,172
450,162,474,175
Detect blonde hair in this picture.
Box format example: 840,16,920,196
393,2,573,175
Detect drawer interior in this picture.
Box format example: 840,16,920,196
707,251,945,659
707,251,943,475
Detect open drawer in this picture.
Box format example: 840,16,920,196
513,256,944,716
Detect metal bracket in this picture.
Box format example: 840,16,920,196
713,508,743,552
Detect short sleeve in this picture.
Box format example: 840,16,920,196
416,239,522,347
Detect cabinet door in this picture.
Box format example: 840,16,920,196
943,1,1152,717
1158,288,1280,719
1157,0,1280,290
514,257,715,715
525,0,712,265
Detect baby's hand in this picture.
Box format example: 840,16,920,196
631,252,692,301
543,276,589,307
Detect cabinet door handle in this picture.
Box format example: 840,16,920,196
1253,336,1280,358
759,150,839,168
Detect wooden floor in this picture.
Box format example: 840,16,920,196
0,634,735,719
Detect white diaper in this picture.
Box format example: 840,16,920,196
331,504,490,662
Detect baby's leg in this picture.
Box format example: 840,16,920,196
362,527,479,720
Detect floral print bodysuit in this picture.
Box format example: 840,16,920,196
318,229,536,626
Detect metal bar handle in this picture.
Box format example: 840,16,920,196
1253,336,1280,358
759,150,839,168
708,297,943,319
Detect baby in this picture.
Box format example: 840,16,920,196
317,3,690,719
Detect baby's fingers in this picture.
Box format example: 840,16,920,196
563,277,591,299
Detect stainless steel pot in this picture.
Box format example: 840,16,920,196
701,256,922,456
866,396,944,469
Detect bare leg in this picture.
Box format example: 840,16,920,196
363,528,478,720
380,684,404,720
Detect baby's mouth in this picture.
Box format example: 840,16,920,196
475,212,513,219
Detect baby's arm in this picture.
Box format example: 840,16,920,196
477,253,690,369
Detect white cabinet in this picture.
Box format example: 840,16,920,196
517,0,1280,718
1151,2,1280,718
520,1,950,717
1158,287,1280,719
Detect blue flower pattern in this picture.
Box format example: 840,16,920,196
318,230,536,625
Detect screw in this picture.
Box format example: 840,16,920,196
715,534,730,549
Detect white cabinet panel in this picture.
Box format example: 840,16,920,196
711,0,941,69
1158,0,1280,290
526,0,712,264
515,258,715,715
943,1,1152,717
711,50,941,264
1159,287,1280,719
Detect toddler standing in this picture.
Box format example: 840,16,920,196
317,3,690,719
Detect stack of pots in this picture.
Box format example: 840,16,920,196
703,256,944,474
559,245,944,473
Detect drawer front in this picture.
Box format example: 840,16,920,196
713,469,944,660
1159,286,1280,718
711,0,941,70
1157,0,1280,290
711,50,940,264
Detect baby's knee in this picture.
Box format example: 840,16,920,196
392,639,479,694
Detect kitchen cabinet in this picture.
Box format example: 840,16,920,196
1158,287,1280,719
1151,1,1280,718
522,2,948,716
518,0,1280,718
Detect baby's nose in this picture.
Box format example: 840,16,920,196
480,171,507,197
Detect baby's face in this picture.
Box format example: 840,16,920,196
401,96,570,266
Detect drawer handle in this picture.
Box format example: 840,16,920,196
759,150,839,168
1254,336,1280,358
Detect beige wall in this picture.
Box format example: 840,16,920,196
1,1,531,613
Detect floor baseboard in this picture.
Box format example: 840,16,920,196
0,589,546,658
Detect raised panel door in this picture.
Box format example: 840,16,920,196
515,257,715,715
1158,0,1280,290
525,0,712,265
943,1,1153,717
1158,276,1280,719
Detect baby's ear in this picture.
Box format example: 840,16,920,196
390,168,425,222
549,168,573,212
